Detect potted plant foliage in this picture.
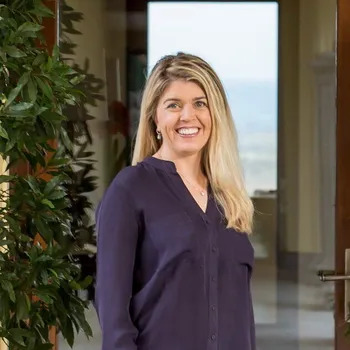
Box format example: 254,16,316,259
0,1,94,348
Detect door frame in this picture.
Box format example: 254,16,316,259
335,0,350,348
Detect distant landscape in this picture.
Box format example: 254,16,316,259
224,80,278,195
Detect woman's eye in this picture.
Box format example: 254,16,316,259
167,103,179,109
195,101,207,107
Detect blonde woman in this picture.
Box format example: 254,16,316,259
95,52,256,350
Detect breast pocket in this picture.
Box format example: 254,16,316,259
146,212,196,256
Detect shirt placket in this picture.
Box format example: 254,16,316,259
202,213,219,350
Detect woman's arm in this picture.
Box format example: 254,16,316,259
94,179,139,350
249,281,256,350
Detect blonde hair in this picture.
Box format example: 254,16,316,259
132,52,254,233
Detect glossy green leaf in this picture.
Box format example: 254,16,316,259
47,189,66,200
52,45,59,61
15,292,30,321
59,127,72,151
4,46,26,58
0,124,8,139
8,329,25,346
79,275,93,289
41,111,64,121
33,217,53,242
18,22,43,33
27,77,37,102
9,102,33,112
29,3,54,18
34,76,53,99
75,311,93,337
69,74,85,85
18,71,30,87
0,48,7,62
44,175,63,195
62,316,74,347
1,280,16,302
41,199,54,209
32,53,46,66
24,175,40,193
0,175,15,183
33,290,53,304
4,85,22,107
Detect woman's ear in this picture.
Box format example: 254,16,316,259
153,116,159,131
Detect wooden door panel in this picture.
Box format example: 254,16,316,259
336,0,350,349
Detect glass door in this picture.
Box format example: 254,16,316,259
147,2,337,349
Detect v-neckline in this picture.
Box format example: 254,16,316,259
176,172,211,215
142,156,211,216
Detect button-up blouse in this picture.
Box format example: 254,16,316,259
94,155,256,350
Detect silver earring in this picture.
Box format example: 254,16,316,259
156,130,162,140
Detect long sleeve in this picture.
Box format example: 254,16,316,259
94,179,139,350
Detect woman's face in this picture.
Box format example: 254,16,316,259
155,80,212,158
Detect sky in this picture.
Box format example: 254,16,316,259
148,2,278,82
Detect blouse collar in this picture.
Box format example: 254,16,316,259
142,156,178,174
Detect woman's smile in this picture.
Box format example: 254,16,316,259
176,127,201,137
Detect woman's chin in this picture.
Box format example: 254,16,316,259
173,145,204,156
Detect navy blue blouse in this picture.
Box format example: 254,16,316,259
94,156,256,350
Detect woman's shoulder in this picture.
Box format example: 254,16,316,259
110,163,146,188
101,159,162,208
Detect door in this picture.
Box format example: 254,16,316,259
333,0,350,348
146,1,339,348
144,1,350,349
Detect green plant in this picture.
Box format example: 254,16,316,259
0,1,93,349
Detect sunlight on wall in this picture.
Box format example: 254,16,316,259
0,157,8,350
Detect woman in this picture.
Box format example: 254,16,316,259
94,52,255,350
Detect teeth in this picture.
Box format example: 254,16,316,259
177,127,199,135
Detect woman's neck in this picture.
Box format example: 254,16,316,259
154,148,206,186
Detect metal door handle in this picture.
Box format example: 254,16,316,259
318,270,350,282
317,248,350,322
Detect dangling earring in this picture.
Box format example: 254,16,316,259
156,130,162,140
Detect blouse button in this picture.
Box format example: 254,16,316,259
211,334,216,341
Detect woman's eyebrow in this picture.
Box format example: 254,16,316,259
163,96,207,104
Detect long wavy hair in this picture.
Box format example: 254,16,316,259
132,52,254,233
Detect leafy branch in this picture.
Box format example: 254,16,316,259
0,1,93,349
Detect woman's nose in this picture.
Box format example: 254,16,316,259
180,104,196,120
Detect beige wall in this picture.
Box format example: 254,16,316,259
64,0,127,209
0,157,8,350
65,0,109,211
0,339,6,349
279,0,300,252
297,0,336,253
280,0,336,253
